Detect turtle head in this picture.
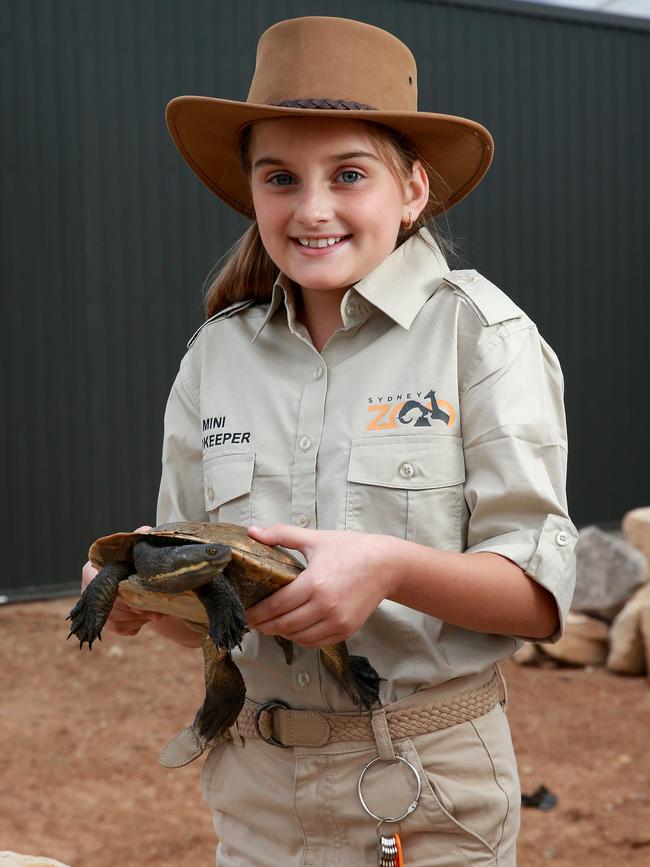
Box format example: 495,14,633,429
131,540,232,591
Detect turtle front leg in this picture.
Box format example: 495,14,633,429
66,561,132,649
194,574,248,652
193,634,246,742
320,643,381,710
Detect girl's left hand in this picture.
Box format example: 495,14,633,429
245,525,399,647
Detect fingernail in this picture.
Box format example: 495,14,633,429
248,526,262,532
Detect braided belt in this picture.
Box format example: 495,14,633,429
226,673,500,749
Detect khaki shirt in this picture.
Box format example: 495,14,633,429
157,229,577,710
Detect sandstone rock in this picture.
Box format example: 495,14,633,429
540,612,609,666
622,507,650,565
0,854,71,867
606,582,650,675
512,642,541,665
572,525,648,621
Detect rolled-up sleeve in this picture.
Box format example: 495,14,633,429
461,322,578,643
156,356,207,524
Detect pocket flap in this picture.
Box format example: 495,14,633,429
347,436,465,489
203,452,254,510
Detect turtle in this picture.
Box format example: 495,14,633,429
67,522,381,742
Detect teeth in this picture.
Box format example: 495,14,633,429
298,237,343,248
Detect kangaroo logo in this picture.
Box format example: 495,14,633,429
366,388,455,432
397,390,450,427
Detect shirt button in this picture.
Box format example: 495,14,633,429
345,303,357,317
312,366,324,380
555,530,569,546
399,462,415,479
207,487,214,502
299,435,312,451
296,514,309,528
297,672,311,687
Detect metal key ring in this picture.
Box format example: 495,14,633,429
357,755,422,823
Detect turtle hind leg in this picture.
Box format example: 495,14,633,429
348,654,382,708
193,635,246,742
320,643,381,710
194,575,248,651
66,561,131,649
274,635,294,665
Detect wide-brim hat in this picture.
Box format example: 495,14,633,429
166,16,494,219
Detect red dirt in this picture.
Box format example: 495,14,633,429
2,599,649,866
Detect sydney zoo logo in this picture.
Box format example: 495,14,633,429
366,388,456,432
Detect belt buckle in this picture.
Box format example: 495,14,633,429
254,699,291,748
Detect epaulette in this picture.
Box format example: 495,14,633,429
441,269,523,327
186,299,256,349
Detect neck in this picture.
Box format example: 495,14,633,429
295,285,348,353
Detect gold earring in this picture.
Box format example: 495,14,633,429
403,210,414,230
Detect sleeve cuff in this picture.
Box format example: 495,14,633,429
466,514,578,643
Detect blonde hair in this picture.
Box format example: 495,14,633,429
203,121,458,318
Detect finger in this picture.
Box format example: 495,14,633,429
133,524,153,533
81,561,98,590
246,579,313,627
282,621,348,648
250,598,324,637
247,523,316,553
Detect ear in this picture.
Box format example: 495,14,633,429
402,160,430,223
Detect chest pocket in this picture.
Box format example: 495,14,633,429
345,435,465,550
203,451,254,526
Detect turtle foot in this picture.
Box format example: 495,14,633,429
66,594,106,650
348,654,382,709
66,561,131,650
320,644,381,710
195,577,248,652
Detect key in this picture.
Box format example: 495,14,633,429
377,831,403,866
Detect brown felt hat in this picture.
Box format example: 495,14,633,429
166,16,494,218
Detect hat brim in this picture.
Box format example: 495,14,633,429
166,96,494,219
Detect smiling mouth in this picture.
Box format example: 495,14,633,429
295,236,349,249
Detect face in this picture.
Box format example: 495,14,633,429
248,117,427,298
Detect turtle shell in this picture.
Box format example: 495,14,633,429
89,522,303,625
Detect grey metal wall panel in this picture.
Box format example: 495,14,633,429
1,0,648,597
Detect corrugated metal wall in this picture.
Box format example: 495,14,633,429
2,0,648,598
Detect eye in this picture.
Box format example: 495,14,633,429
268,173,294,186
337,170,363,184
206,546,219,555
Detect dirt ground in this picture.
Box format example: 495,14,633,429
2,599,649,867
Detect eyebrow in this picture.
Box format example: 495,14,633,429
252,151,380,170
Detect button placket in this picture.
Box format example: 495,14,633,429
291,359,327,531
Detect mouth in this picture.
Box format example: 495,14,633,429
291,235,351,254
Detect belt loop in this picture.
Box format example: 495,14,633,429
370,706,396,761
494,662,508,712
229,721,244,747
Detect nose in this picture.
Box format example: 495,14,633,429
294,181,335,226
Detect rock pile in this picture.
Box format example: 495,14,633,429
514,507,650,677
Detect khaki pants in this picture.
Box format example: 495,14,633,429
200,668,520,866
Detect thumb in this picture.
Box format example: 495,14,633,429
247,523,315,554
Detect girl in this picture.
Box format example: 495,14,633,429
82,16,577,866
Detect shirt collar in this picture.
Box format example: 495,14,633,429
352,228,449,329
251,228,449,341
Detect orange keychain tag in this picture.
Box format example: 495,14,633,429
394,832,404,867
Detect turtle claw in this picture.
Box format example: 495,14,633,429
195,577,248,653
66,561,131,650
348,654,382,709
66,597,105,650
